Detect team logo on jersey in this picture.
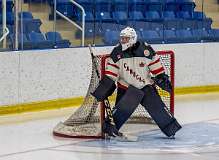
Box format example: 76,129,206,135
144,50,150,57
139,62,145,67
117,54,121,59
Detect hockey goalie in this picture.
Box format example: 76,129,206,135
91,26,182,139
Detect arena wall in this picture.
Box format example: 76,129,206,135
0,43,219,108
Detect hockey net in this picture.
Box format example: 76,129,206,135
53,50,175,138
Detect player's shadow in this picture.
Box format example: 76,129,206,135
75,122,219,151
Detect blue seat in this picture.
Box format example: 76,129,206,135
19,33,33,50
77,0,91,3
112,11,128,24
53,0,79,18
164,19,179,30
86,23,99,38
164,0,179,12
79,11,94,22
163,11,176,20
76,22,102,38
100,23,118,35
56,3,76,18
164,0,176,2
103,30,120,45
3,12,14,25
1,12,14,25
179,19,195,30
141,30,163,44
113,0,126,3
144,11,162,22
18,11,42,33
0,0,14,12
78,0,93,10
146,0,163,14
129,11,145,21
45,31,71,48
129,0,144,3
175,29,199,43
160,30,180,43
209,29,219,41
95,0,110,3
21,19,42,33
133,21,151,31
113,0,128,12
95,0,111,13
28,32,53,49
96,12,114,22
176,11,192,19
19,11,33,19
129,3,145,12
177,0,196,13
192,11,212,30
9,33,32,50
195,18,212,30
49,0,76,19
193,11,206,20
192,29,212,42
150,22,164,31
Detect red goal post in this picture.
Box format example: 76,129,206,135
53,50,175,139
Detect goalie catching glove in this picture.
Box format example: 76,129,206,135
152,73,172,93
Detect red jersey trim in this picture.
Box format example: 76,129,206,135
107,62,119,69
148,58,160,66
150,67,164,75
105,71,118,77
117,82,128,90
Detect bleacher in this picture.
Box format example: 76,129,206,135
1,0,219,49
0,0,71,50
52,0,219,45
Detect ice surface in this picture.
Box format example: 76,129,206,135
0,93,219,160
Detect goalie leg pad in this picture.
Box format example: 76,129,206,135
162,118,182,137
112,85,144,130
91,76,116,102
115,87,127,105
141,85,182,137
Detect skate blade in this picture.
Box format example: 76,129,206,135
110,134,138,142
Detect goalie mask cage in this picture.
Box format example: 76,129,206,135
53,50,175,139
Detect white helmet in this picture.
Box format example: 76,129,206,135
120,27,137,51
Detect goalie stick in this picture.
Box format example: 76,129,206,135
88,44,138,142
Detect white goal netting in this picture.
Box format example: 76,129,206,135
53,51,174,138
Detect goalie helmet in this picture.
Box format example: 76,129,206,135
120,27,137,51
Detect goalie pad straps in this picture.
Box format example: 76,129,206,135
91,76,116,102
112,85,144,130
141,85,181,137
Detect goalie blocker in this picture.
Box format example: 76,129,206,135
92,75,181,137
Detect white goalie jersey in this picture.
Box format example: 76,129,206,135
105,53,165,90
